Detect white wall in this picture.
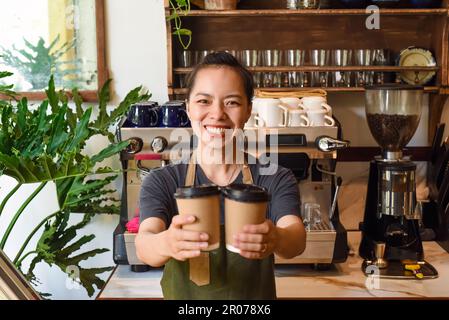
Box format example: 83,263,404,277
0,0,168,300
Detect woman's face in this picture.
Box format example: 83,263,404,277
186,66,251,149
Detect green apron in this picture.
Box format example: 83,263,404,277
161,154,276,300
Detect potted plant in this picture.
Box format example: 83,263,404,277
0,71,150,297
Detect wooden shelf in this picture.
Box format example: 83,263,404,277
180,8,449,17
171,86,440,94
174,66,440,73
166,0,449,150
338,146,431,162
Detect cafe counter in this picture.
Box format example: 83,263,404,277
97,231,449,299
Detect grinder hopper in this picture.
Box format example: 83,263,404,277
365,85,423,160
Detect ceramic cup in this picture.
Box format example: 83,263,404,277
126,102,160,128
253,98,288,127
245,112,264,128
288,109,310,127
159,101,190,127
279,97,303,110
307,109,335,127
299,96,332,116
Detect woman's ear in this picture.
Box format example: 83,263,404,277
185,99,190,115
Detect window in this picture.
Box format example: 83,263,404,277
0,0,107,101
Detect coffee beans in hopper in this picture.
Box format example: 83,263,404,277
366,113,420,151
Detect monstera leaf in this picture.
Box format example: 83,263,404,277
25,211,113,297
57,174,121,214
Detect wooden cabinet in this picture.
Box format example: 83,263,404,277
164,0,449,159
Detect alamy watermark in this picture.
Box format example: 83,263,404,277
366,5,380,30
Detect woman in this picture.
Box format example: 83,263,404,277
135,51,306,299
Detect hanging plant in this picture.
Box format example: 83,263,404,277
167,0,192,50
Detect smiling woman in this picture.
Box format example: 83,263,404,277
135,51,306,300
0,0,107,101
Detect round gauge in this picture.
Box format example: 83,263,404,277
397,47,436,86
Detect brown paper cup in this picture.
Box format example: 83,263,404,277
223,184,269,253
175,186,221,251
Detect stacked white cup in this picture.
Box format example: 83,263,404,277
299,96,335,127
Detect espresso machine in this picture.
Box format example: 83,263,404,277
359,85,438,279
244,124,350,269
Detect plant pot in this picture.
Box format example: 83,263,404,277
204,0,238,10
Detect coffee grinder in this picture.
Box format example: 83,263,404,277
359,85,438,279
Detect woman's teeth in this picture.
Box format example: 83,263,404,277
205,126,228,134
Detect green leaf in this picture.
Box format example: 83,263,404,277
108,86,151,126
173,28,192,36
90,141,129,164
64,107,92,152
16,98,28,136
71,88,84,118
0,71,13,79
77,266,114,297
45,76,59,112
47,103,69,154
95,79,112,129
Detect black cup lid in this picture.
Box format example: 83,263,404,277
222,184,270,203
174,185,221,199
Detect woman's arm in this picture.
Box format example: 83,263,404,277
135,215,210,267
274,215,306,259
233,215,306,260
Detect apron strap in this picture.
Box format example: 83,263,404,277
242,163,253,185
185,150,253,186
185,151,197,187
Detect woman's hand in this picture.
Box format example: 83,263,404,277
233,220,278,259
163,215,209,261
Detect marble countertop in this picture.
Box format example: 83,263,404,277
97,231,449,299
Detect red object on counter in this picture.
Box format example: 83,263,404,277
126,216,140,233
134,153,162,161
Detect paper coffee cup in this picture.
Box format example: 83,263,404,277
222,184,270,253
174,185,221,251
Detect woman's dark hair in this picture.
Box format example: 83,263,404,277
185,51,254,105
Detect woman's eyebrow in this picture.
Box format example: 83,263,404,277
225,94,243,99
194,93,212,98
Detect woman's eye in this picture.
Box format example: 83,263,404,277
226,100,241,107
197,99,210,104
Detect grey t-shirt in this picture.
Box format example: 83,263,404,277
139,159,301,226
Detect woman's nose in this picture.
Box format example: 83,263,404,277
208,101,227,120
